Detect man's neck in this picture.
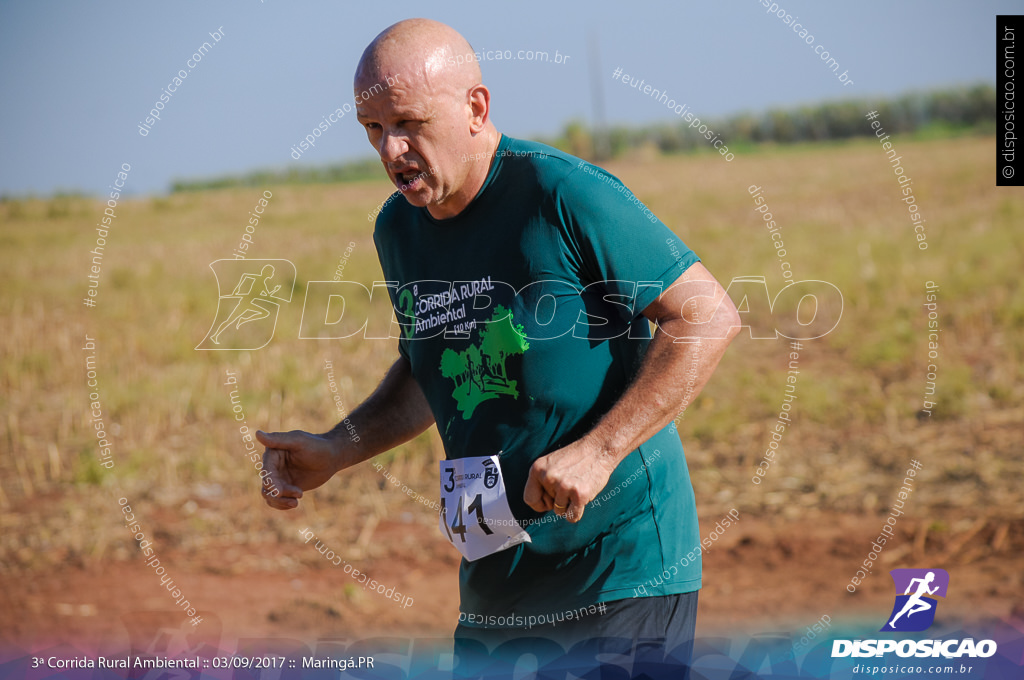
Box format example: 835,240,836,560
426,130,502,220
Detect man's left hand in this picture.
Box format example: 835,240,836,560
523,440,615,523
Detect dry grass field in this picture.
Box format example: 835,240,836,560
1,134,1022,652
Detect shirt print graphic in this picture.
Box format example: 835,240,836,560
439,305,530,419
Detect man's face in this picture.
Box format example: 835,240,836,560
356,74,472,218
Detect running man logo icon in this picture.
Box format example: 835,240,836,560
196,259,296,350
880,568,950,632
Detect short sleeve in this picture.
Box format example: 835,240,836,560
554,163,700,315
372,222,412,362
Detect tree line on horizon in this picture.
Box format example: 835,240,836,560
169,83,995,192
551,82,995,160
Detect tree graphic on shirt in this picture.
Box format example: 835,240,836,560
439,306,529,419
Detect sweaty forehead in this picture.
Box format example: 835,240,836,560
354,20,481,100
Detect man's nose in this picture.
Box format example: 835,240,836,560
378,130,409,162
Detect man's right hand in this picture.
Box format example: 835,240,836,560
256,430,343,510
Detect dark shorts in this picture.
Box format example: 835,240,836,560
453,591,698,679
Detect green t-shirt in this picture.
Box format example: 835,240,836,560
373,135,702,622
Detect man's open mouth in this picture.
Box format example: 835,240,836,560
397,170,425,188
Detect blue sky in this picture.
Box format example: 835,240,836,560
0,0,1009,196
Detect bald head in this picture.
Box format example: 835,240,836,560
355,18,481,100
354,19,500,220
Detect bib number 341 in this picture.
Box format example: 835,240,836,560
439,455,531,561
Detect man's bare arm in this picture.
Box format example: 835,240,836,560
257,356,435,510
522,262,740,521
323,356,435,464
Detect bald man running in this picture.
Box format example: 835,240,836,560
257,18,739,677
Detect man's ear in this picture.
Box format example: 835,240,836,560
467,83,491,133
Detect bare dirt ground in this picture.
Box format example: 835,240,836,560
4,509,1022,655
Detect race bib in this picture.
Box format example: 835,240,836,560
439,454,531,561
